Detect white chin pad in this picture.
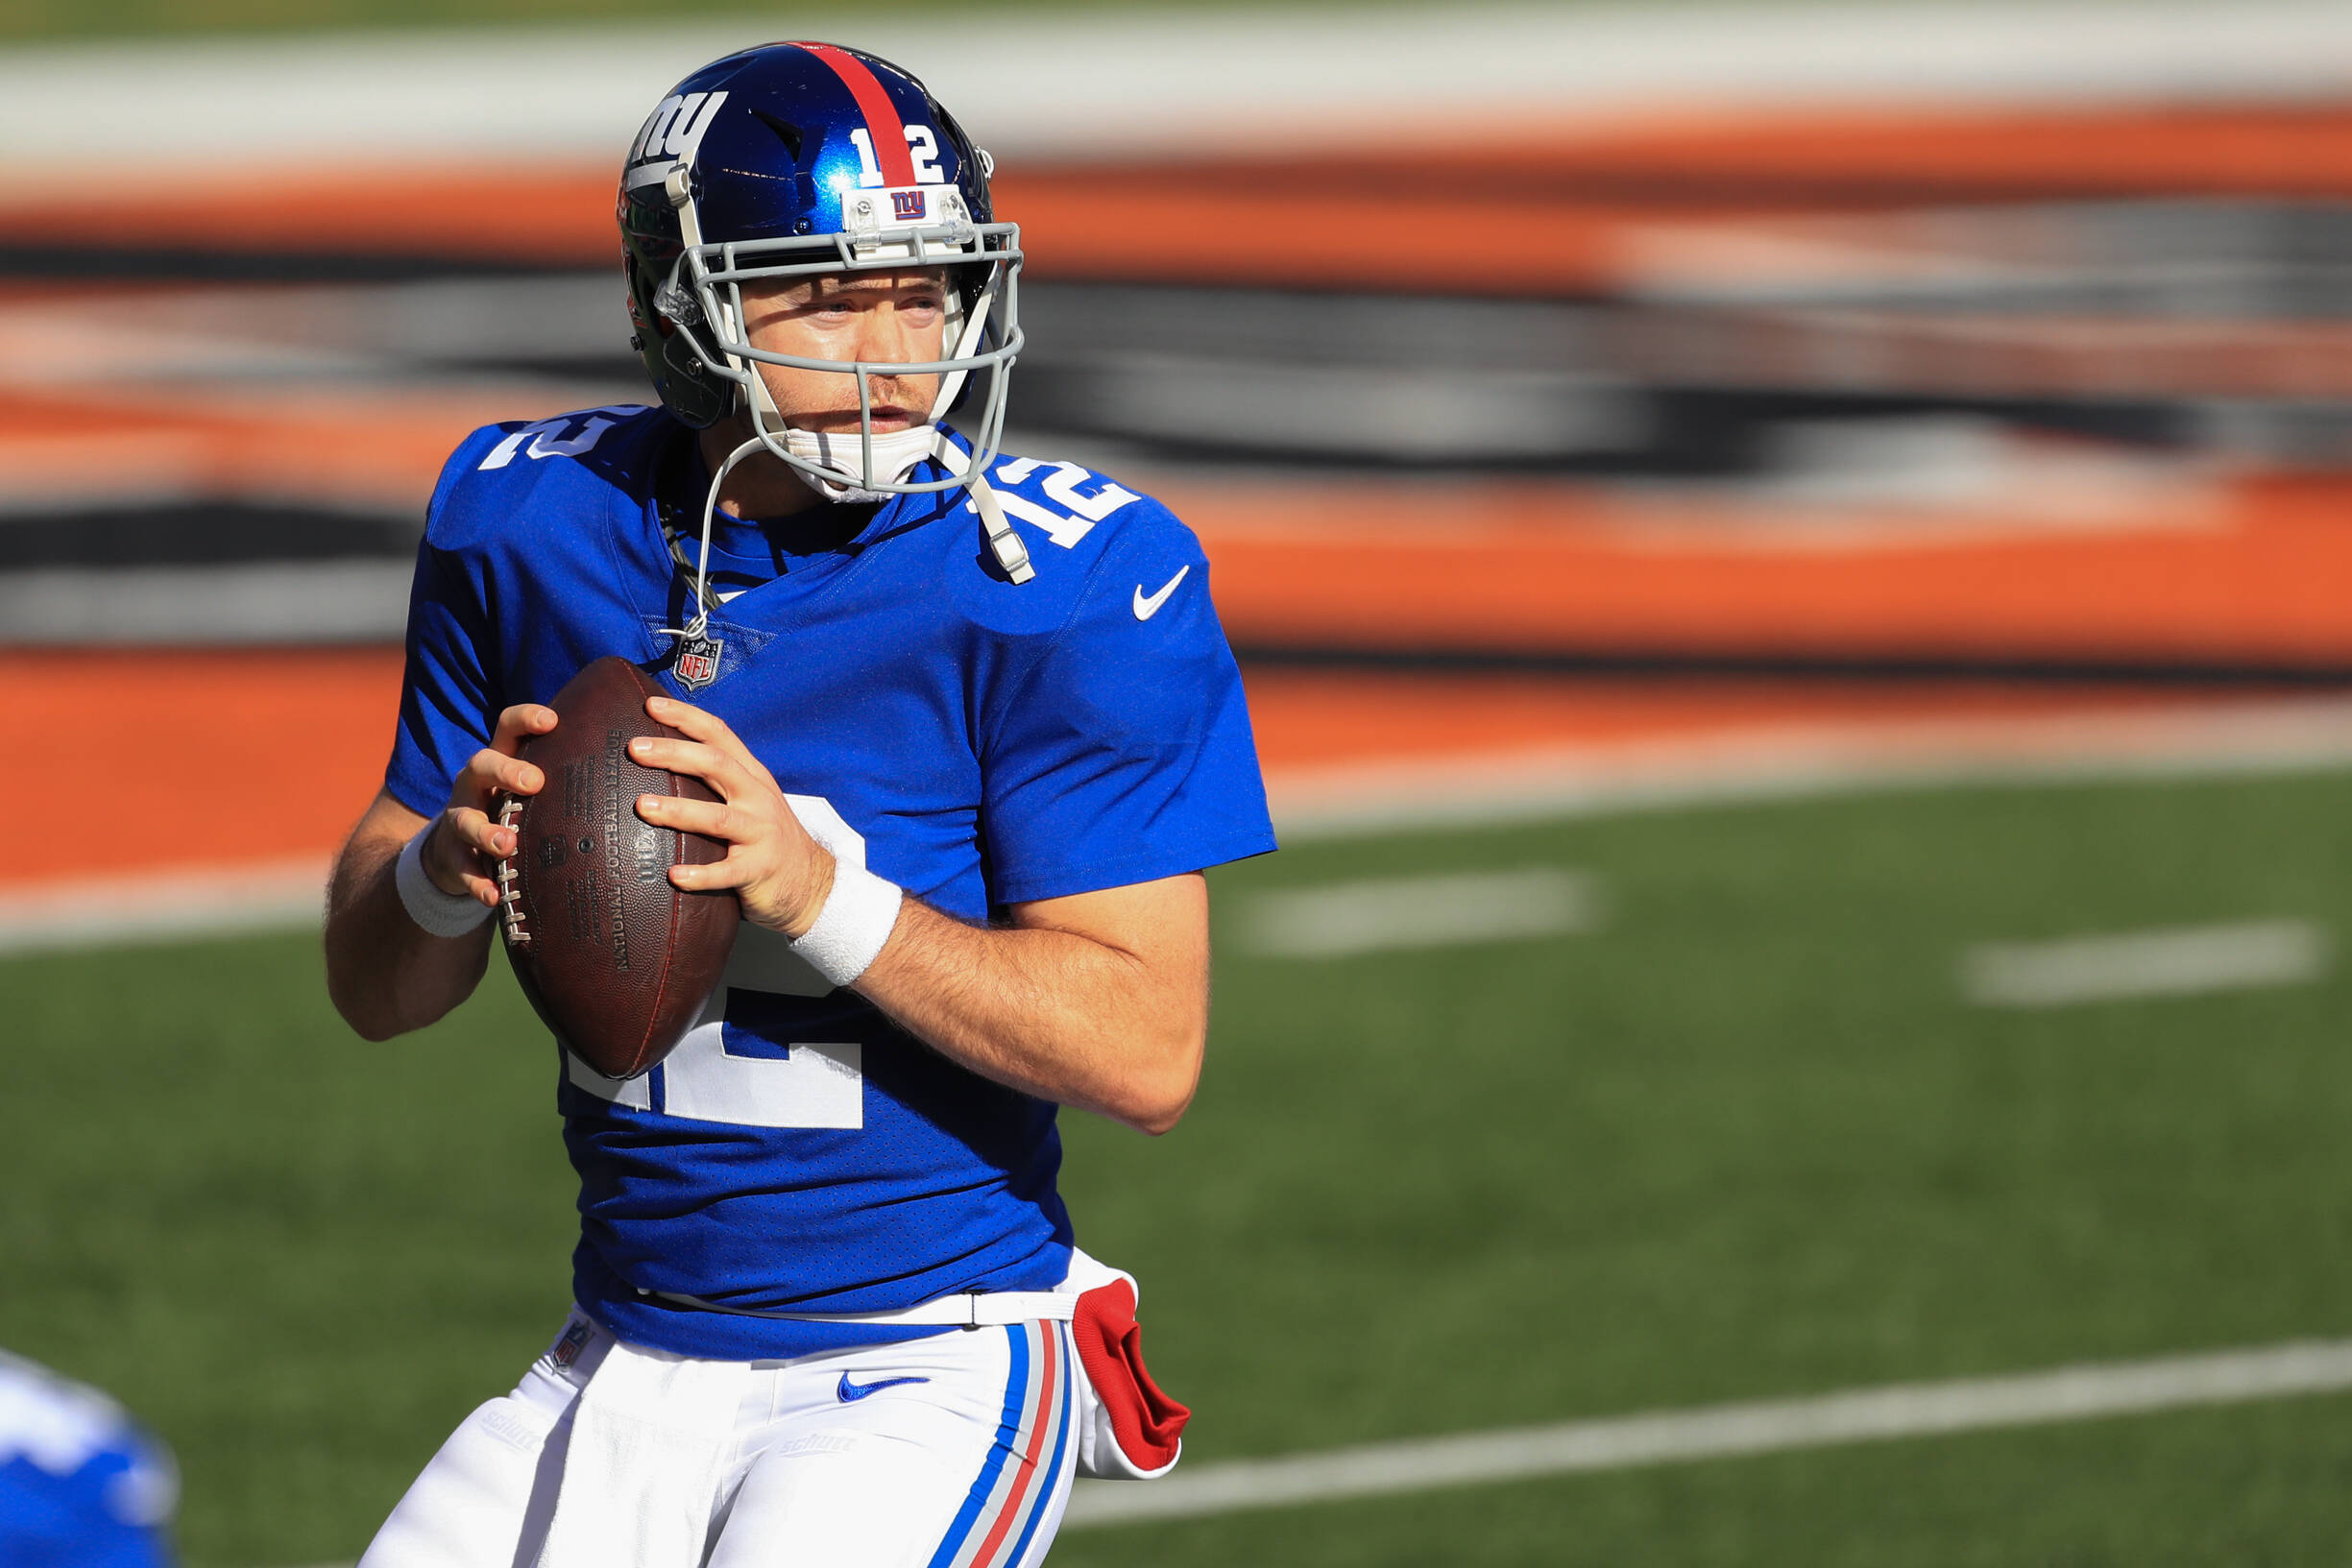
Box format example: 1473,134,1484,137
780,423,947,501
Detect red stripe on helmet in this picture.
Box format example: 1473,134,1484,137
793,41,918,186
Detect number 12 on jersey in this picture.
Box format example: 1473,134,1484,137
564,794,869,1129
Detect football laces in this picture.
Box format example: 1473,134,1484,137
495,795,531,948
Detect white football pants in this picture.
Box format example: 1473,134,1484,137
356,1308,1079,1568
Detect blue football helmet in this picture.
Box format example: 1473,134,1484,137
0,1349,178,1568
618,42,1024,519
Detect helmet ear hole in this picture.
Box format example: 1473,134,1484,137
749,109,805,166
660,332,732,429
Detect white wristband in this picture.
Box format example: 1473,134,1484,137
396,823,494,938
789,861,904,989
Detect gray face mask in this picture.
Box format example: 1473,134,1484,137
658,165,1025,503
648,170,1038,672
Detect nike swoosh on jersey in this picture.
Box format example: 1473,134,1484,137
1132,566,1191,620
837,1372,932,1402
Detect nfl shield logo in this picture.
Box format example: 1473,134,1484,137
551,1319,594,1369
671,633,724,691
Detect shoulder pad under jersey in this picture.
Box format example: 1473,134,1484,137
427,403,665,549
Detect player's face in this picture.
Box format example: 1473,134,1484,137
737,269,950,433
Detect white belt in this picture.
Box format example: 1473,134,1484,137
645,1288,1078,1327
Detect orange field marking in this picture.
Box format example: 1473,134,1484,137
0,647,404,885
8,374,2341,668
1239,670,2206,775
0,161,615,264
1178,471,2352,667
0,648,2307,894
5,360,2346,671
1217,101,2352,201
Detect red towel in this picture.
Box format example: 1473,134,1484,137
1071,1276,1189,1476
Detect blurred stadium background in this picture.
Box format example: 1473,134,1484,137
5,3,2352,1564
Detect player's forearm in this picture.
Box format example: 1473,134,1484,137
852,899,1206,1135
323,829,495,1042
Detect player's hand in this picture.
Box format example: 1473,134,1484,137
425,703,559,906
629,695,837,938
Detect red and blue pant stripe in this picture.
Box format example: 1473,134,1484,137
927,1321,1077,1568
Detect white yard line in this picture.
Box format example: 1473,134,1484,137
1266,698,2352,842
0,858,326,956
266,1337,2352,1562
1238,868,1599,957
1962,919,2329,1008
1060,1338,2352,1528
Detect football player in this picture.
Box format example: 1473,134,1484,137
322,40,1273,1568
0,1348,179,1568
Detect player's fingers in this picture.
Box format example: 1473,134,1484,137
491,703,559,754
633,792,754,843
457,747,545,800
429,808,513,875
422,808,508,899
644,697,785,792
667,853,760,893
646,695,755,763
627,736,753,799
447,805,518,861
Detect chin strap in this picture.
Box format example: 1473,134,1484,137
975,479,1033,584
656,430,1033,650
658,158,1024,584
934,441,1033,584
654,434,761,648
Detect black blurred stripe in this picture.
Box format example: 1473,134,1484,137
0,503,420,569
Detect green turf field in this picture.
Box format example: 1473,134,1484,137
5,768,2350,1567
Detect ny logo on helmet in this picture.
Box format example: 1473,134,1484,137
623,91,730,189
889,189,927,221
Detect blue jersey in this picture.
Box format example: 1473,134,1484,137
386,406,1275,1360
0,1352,176,1568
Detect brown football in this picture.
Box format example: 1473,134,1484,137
494,656,739,1079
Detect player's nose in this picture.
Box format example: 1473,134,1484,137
856,301,921,368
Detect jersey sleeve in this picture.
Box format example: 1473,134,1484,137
382,432,509,818
979,509,1275,905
